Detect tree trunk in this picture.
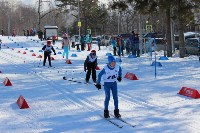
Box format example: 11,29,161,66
166,8,172,57
177,0,185,58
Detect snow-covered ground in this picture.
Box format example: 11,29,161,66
0,36,200,133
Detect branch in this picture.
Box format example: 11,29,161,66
40,8,58,19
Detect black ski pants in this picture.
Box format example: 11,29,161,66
43,51,51,66
86,63,96,82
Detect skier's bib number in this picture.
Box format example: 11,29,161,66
107,75,117,80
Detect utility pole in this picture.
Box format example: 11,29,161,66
78,0,83,42
139,14,143,56
38,0,41,30
78,0,80,38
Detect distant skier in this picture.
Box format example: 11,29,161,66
84,50,97,83
42,40,56,67
95,55,122,118
62,33,70,59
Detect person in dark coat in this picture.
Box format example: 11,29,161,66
135,34,140,57
38,30,43,41
27,29,30,37
43,30,46,40
129,31,136,56
97,37,101,51
80,35,85,51
23,29,26,36
84,50,97,83
1,29,4,36
42,40,56,67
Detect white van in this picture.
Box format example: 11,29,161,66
44,26,58,40
101,35,111,46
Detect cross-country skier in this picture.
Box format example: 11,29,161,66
84,50,97,83
42,40,56,67
95,55,122,118
62,33,70,59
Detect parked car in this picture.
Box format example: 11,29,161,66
101,35,111,46
174,32,200,49
185,38,200,55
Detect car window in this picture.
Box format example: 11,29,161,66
155,38,165,45
185,39,199,47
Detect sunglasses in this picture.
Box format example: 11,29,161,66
91,53,96,55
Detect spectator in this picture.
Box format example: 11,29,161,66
97,37,101,51
38,30,43,41
135,34,140,57
129,31,136,56
23,29,26,36
1,29,4,36
110,37,117,56
80,35,85,51
52,35,56,45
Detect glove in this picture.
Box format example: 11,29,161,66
84,68,87,72
95,83,101,90
54,53,56,55
62,46,64,49
117,76,122,82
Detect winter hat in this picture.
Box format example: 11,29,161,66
47,40,51,45
91,50,96,53
108,55,116,64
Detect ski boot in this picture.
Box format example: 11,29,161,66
114,109,121,118
104,110,110,118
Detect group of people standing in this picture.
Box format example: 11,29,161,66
80,33,93,51
109,31,140,57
